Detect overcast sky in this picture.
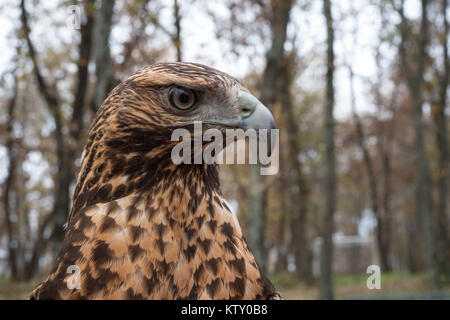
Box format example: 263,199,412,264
0,0,421,117
0,0,422,187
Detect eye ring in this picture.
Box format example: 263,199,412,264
169,86,197,110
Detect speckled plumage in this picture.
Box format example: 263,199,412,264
29,63,280,300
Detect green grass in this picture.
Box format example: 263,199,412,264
0,276,43,300
0,271,448,300
270,271,450,299
269,272,300,290
332,271,426,287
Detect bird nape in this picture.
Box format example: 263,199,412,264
29,62,281,300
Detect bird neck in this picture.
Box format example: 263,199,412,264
70,134,221,222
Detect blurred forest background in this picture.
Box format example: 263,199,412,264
0,0,449,299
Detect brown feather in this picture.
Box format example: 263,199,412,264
29,63,280,300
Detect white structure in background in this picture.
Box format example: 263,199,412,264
0,236,8,275
312,208,379,276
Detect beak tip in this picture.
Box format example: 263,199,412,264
237,90,277,157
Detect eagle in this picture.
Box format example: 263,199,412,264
29,62,280,300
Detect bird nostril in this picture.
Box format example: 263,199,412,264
241,107,253,117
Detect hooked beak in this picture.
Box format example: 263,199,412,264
237,90,277,155
238,91,276,130
173,90,277,155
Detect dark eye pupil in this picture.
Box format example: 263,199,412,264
179,92,189,104
169,86,197,110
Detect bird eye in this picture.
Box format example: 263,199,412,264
169,86,197,110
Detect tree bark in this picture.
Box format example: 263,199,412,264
319,0,336,300
20,0,96,277
398,0,437,286
71,0,95,143
279,53,310,281
432,0,450,283
246,168,267,270
91,0,115,112
246,0,294,273
275,192,288,272
3,75,19,280
20,0,66,246
173,0,182,62
348,65,391,271
374,39,395,272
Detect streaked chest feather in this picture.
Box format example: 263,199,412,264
36,190,268,299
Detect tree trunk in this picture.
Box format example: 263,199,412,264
20,0,96,277
398,0,437,287
433,0,450,284
173,0,182,62
246,0,294,274
21,0,66,255
91,0,115,112
246,169,267,271
3,76,20,280
279,53,310,281
379,142,393,271
319,0,336,300
348,65,391,271
51,0,96,247
275,194,288,273
374,43,394,272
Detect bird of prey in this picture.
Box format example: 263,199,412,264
29,62,280,300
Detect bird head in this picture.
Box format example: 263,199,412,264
113,62,276,149
71,63,276,218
